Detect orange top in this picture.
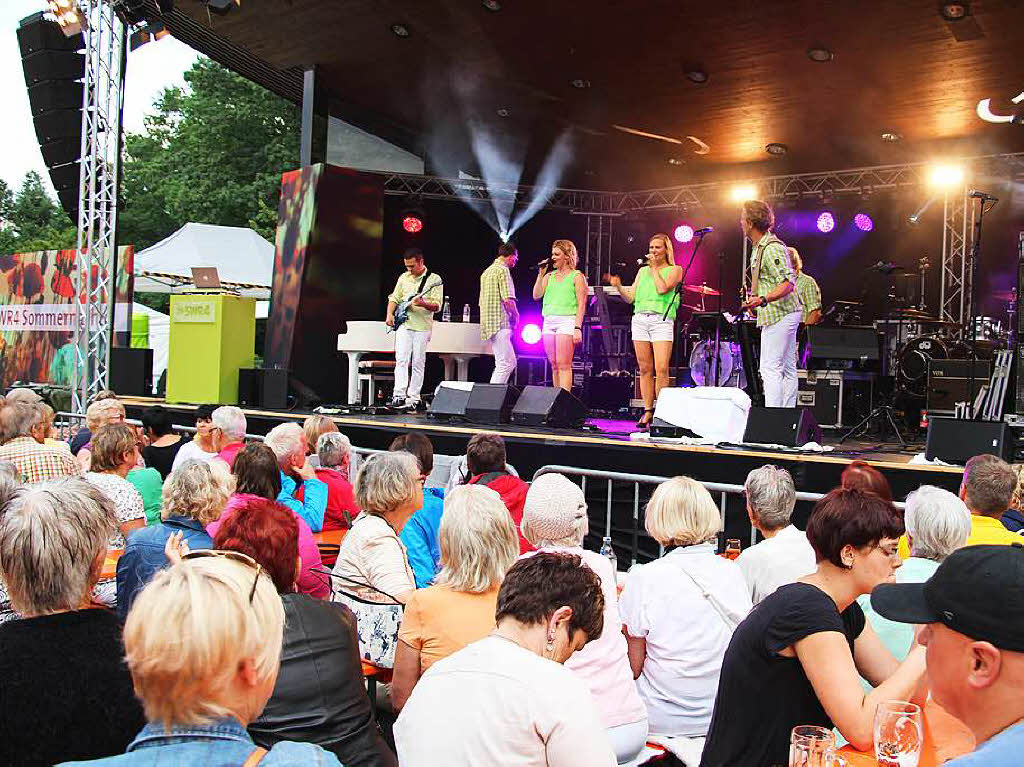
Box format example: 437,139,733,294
398,584,499,671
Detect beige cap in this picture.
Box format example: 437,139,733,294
522,473,587,543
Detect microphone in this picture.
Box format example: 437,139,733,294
694,226,714,236
529,258,551,271
968,189,999,202
612,258,646,268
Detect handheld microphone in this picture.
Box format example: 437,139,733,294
968,189,999,202
694,226,714,235
529,258,551,271
612,259,646,268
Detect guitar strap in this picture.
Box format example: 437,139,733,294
416,269,431,295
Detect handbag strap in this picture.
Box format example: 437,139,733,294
242,747,268,767
313,567,403,606
667,554,740,631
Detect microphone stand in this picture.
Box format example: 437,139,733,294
663,231,709,322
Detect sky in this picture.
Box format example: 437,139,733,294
1,0,198,195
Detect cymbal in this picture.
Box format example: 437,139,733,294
684,284,721,296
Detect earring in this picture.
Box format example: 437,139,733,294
545,634,555,658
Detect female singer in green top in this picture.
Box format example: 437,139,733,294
607,234,683,428
533,239,588,392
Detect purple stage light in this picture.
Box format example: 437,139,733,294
674,224,694,243
520,323,542,345
854,213,874,232
816,212,835,233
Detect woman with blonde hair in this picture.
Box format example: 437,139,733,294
532,238,588,391
607,233,683,429
302,414,338,468
619,476,751,740
391,484,519,711
76,397,126,471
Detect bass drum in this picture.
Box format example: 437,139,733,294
897,336,948,398
689,341,747,389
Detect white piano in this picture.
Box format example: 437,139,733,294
337,320,491,404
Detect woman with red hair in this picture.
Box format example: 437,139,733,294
840,460,892,502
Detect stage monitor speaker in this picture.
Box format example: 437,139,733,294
743,406,822,447
236,368,290,410
511,385,587,428
806,326,880,363
238,368,261,408
465,383,519,424
925,417,1016,464
109,347,152,397
428,382,472,420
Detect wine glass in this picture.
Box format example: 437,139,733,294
874,701,923,767
789,725,836,767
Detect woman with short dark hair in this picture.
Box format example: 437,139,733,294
140,405,183,480
394,552,616,766
700,488,928,767
170,404,219,472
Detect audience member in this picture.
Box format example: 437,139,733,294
68,388,118,455
1003,464,1024,533
170,404,218,471
332,451,418,605
859,485,971,660
115,460,227,620
302,414,339,468
0,401,82,482
85,423,147,548
295,431,360,530
126,423,164,524
61,556,344,766
139,405,183,479
261,421,328,531
76,397,126,471
210,443,327,599
5,392,69,452
840,459,893,501
521,473,648,763
210,405,247,468
736,465,815,604
394,552,616,766
0,461,22,623
620,476,751,739
0,479,145,765
700,488,926,766
392,433,445,587
392,485,519,711
960,454,1020,546
464,433,532,553
212,500,396,767
872,545,1024,766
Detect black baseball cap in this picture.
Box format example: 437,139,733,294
871,544,1024,652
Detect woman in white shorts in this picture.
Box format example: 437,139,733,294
607,234,682,428
533,239,588,392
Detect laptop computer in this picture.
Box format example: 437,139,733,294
190,267,222,290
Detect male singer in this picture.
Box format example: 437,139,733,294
478,241,520,383
740,200,803,407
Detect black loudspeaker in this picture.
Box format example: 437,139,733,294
743,406,822,447
806,326,880,365
511,385,587,427
927,359,992,413
925,418,1018,464
109,347,152,396
238,369,261,407
428,383,472,420
236,368,289,410
466,384,519,424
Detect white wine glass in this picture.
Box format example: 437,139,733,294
874,700,923,767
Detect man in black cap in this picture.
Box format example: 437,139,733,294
872,544,1024,765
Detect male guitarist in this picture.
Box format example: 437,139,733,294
385,248,443,410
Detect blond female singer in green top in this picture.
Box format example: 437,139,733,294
533,239,588,392
607,234,683,428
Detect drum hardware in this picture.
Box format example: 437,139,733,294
689,340,747,389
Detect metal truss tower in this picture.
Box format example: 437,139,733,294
72,0,125,414
939,190,972,337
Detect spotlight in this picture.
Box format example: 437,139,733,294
684,69,708,84
47,0,84,36
806,46,834,62
390,23,411,37
570,79,591,89
854,213,874,232
205,0,239,15
765,143,788,156
880,131,902,143
674,225,694,243
402,215,423,234
496,108,510,117
816,212,836,233
939,2,969,21
520,323,542,345
928,164,964,188
482,0,501,9
730,184,757,202
667,157,684,166
130,22,171,51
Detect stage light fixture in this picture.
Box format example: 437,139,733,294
939,2,969,21
880,131,902,143
497,108,510,117
674,225,694,243
928,164,964,188
390,23,411,37
482,0,501,10
816,212,836,233
806,46,834,62
47,0,84,36
205,0,240,15
130,22,171,51
520,323,542,345
730,184,757,202
854,213,874,232
570,79,591,89
667,157,684,166
402,215,424,234
684,69,708,84
765,143,788,156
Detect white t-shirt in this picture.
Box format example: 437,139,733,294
394,635,616,767
735,524,817,605
619,543,752,737
170,439,219,473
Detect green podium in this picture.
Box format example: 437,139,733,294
166,294,255,405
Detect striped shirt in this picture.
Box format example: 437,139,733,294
479,259,515,339
751,233,802,327
794,272,822,323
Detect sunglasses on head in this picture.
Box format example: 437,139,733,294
182,549,263,603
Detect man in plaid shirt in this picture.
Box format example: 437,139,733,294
478,241,520,384
740,200,803,407
0,402,83,483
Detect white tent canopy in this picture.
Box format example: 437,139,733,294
133,223,274,298
131,302,170,393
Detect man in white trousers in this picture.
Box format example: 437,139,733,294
739,200,803,407
386,248,443,410
479,241,520,384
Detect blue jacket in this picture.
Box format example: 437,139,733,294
279,471,328,532
116,516,213,621
58,718,343,766
400,487,445,588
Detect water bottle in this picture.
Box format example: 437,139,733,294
600,536,617,574
462,303,471,322
441,296,451,322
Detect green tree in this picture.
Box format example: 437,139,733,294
119,57,300,249
0,171,76,253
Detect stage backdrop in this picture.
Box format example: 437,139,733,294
0,246,134,388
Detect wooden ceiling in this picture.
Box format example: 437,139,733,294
160,0,1024,189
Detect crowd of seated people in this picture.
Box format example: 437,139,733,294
1,388,1023,766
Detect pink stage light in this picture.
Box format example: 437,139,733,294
816,212,835,233
402,215,424,233
854,213,874,232
520,323,542,345
674,224,694,243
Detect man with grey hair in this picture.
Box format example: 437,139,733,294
210,405,247,468
0,402,82,483
735,464,815,604
960,453,1021,547
303,431,360,530
263,421,328,532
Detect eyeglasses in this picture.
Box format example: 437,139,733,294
182,549,263,603
873,543,901,561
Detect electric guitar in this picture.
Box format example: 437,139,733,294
389,276,443,333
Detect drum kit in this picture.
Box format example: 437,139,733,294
679,284,752,389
